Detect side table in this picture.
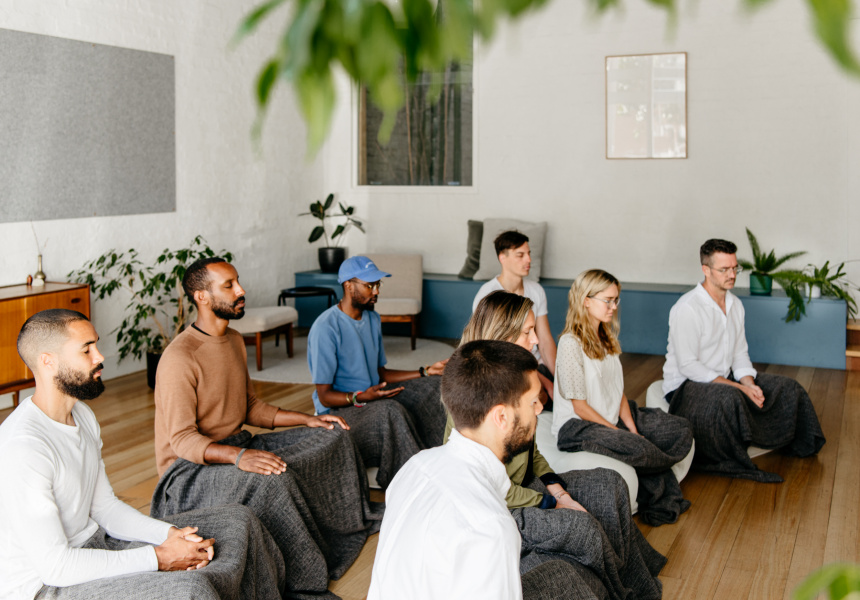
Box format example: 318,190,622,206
279,285,339,328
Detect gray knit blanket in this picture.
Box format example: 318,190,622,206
37,505,284,600
668,372,826,482
522,559,609,600
151,427,383,600
515,467,666,600
331,376,445,489
391,376,446,448
556,401,693,526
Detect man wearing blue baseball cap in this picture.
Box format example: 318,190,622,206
308,256,448,489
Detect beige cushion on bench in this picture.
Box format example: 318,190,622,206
374,298,421,315
232,306,299,371
231,307,298,335
365,253,423,350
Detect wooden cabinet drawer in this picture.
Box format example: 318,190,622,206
0,283,91,389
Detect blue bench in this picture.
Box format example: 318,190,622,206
294,271,846,369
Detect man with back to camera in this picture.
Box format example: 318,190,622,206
473,230,557,406
663,238,826,481
307,255,448,488
0,309,285,600
151,257,382,598
367,340,605,600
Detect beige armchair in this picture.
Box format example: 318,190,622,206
366,253,423,350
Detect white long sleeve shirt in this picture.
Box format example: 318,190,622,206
0,398,173,600
368,430,523,600
663,283,757,396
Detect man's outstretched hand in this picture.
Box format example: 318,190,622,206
236,449,287,475
357,381,405,402
155,526,215,571
306,414,349,430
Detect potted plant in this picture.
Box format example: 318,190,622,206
68,236,233,389
300,193,365,273
784,261,858,322
738,228,807,296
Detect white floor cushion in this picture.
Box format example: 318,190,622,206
535,412,640,514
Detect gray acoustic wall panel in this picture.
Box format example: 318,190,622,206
0,29,175,223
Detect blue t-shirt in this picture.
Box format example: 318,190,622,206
307,305,388,415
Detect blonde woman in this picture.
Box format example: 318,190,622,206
445,291,666,599
553,269,694,526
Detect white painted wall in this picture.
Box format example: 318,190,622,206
331,1,860,290
0,0,323,406
2,0,858,409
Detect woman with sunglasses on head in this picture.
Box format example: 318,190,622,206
553,269,694,527
444,290,666,600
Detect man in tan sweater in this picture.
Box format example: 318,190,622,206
150,257,384,597
153,257,345,476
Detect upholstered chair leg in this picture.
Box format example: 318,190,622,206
287,323,294,358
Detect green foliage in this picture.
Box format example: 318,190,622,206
785,260,858,321
793,562,860,600
738,228,811,322
298,192,365,247
234,0,550,154
738,227,807,275
68,236,233,362
235,0,860,155
738,230,857,322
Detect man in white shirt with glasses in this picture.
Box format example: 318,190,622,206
662,239,825,481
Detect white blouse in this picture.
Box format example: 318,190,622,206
552,334,625,438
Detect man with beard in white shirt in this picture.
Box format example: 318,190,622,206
369,340,583,600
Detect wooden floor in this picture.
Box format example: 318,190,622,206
2,353,856,600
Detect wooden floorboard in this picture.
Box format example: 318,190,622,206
1,352,856,600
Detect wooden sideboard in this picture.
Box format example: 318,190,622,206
0,282,90,406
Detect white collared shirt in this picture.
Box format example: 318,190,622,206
368,430,523,600
663,283,757,395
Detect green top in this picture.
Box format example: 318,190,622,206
443,412,554,509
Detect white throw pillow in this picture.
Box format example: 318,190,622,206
473,219,548,281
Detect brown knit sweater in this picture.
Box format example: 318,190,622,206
154,326,279,476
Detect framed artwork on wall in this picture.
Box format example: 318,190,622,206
606,52,687,159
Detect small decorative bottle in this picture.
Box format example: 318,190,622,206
33,254,46,287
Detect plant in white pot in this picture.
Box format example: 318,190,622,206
300,193,365,273
783,261,858,322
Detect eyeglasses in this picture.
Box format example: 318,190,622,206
708,266,743,275
588,296,620,308
351,279,383,292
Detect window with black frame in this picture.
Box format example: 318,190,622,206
358,53,473,187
